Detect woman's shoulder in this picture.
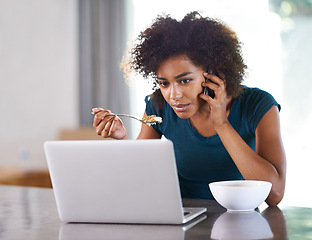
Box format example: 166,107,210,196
238,86,280,110
235,86,280,132
145,90,168,112
241,86,271,97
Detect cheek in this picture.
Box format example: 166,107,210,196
191,82,205,97
192,76,205,94
159,88,170,101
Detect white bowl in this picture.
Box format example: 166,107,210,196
209,180,272,212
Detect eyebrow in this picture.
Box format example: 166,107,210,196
157,72,193,81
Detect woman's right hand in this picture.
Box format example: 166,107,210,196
92,108,127,140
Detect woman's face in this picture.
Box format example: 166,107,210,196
156,54,206,119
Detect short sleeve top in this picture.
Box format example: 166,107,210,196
145,86,280,199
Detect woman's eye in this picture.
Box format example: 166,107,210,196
158,81,169,87
180,79,191,84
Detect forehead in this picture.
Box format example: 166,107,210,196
156,55,203,77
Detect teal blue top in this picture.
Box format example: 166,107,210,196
145,86,280,199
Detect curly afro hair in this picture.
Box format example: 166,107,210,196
127,11,247,98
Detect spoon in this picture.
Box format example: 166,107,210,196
91,109,162,125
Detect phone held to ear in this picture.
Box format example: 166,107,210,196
203,67,217,98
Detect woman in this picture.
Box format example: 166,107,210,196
93,12,286,206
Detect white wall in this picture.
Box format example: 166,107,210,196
0,0,78,169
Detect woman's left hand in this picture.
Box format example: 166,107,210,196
199,72,230,128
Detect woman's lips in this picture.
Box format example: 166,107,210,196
172,103,190,112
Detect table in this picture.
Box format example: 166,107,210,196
0,185,311,239
0,168,52,188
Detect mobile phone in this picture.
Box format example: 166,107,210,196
203,67,217,98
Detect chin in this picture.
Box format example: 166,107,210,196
173,110,193,119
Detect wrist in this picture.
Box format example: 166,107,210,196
214,120,231,133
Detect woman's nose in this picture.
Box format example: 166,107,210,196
170,85,182,100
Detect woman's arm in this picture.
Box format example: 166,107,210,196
215,106,286,206
255,106,286,205
201,73,286,206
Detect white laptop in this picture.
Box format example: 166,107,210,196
44,139,206,224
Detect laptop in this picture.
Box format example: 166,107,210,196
44,139,206,224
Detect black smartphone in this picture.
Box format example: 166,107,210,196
203,67,217,98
